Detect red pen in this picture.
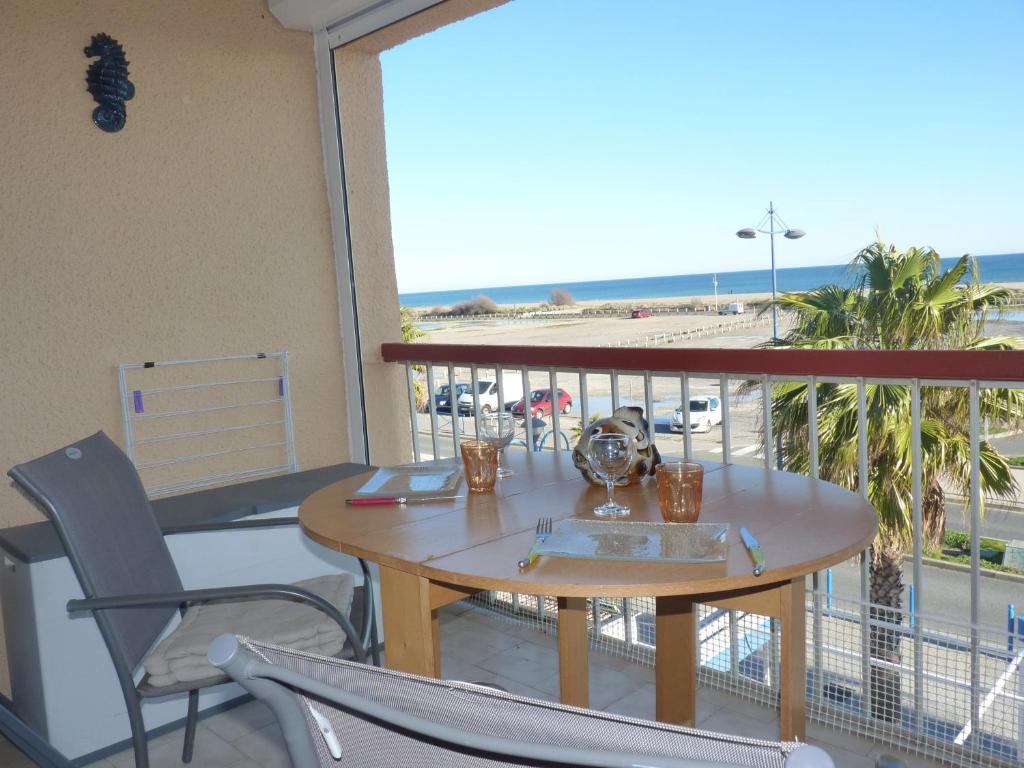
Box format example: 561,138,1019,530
346,495,463,506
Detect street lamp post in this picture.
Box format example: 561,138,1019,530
736,201,805,340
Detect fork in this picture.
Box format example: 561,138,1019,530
518,516,552,569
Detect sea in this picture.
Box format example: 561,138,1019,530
399,252,1024,309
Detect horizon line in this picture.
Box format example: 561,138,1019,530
398,250,1023,298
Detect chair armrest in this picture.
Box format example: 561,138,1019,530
161,516,300,535
68,583,367,662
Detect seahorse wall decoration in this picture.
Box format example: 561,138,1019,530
84,33,134,133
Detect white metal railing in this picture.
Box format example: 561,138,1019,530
386,343,1024,767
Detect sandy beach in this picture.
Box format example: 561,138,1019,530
414,282,1024,349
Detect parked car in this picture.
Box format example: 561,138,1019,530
718,301,744,315
433,383,470,414
511,388,573,418
630,308,652,318
670,396,722,433
457,373,524,415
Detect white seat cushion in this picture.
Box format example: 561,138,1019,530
143,573,355,687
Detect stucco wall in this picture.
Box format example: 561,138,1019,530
0,1,349,691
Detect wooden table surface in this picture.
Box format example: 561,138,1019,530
300,450,876,596
299,450,878,739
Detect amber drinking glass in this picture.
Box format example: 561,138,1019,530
461,440,498,493
655,462,704,523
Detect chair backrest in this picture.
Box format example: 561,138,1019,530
212,635,830,768
9,431,183,671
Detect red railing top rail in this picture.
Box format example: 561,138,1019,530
381,343,1024,382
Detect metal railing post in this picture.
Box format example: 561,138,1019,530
549,369,561,452
720,374,731,464
856,377,872,718
426,363,440,460
405,362,421,462
644,370,655,448
808,376,823,703
521,368,534,450
911,380,924,733
448,364,461,456
728,610,740,678
761,374,774,469
681,374,692,460
622,598,634,647
969,380,982,734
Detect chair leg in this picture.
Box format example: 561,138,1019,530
370,620,382,667
181,690,199,763
126,695,149,768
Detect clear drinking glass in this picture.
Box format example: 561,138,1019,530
480,412,516,478
587,433,631,517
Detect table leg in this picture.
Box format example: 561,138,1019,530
656,595,696,725
379,565,439,677
779,576,807,741
557,597,589,708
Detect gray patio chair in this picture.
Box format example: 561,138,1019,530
8,431,379,768
209,634,835,768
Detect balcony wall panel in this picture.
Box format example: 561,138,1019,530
0,1,353,693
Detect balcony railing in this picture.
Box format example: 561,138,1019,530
382,342,1024,767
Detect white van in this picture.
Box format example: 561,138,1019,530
718,301,744,315
457,373,524,415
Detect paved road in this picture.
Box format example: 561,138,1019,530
992,433,1024,458
823,553,1022,636
946,500,1024,543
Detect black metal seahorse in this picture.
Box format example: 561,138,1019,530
84,33,134,133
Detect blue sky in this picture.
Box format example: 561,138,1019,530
380,0,1024,293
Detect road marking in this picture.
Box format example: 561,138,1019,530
953,648,1024,745
702,444,760,457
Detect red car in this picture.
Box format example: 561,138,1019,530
512,388,573,418
630,308,652,318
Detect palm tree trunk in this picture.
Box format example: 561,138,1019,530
921,478,946,550
869,548,904,723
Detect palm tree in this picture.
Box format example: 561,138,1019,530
763,241,1023,722
400,307,428,411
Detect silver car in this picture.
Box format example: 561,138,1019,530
670,396,722,433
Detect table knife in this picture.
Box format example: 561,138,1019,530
346,495,462,506
739,527,765,577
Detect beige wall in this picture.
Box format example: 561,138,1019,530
0,0,510,698
0,1,350,690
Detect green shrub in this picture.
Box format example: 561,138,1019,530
450,295,499,316
944,530,969,550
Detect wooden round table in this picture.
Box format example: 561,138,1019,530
300,450,877,740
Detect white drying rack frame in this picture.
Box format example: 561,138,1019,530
117,351,298,497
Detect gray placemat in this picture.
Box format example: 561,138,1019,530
354,466,463,498
535,519,729,563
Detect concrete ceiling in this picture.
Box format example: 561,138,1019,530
269,0,444,44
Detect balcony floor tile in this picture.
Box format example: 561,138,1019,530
41,603,949,767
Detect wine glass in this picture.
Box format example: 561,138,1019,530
480,412,516,478
587,433,631,517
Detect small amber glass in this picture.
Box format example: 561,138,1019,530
461,440,498,493
656,462,704,523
